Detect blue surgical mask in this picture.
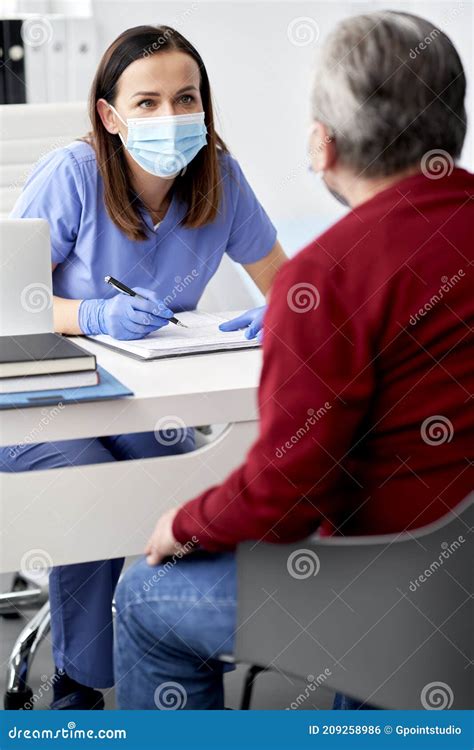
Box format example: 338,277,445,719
108,105,207,178
321,174,350,207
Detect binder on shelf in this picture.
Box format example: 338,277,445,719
0,21,6,104
66,15,96,102
23,28,47,103
0,364,133,409
2,18,27,104
45,14,67,102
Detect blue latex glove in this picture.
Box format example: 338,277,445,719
79,286,174,340
219,305,266,343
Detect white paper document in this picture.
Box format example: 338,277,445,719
90,310,260,360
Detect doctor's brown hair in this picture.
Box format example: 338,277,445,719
84,25,228,241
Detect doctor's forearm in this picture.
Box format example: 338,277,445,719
53,296,83,335
243,240,287,297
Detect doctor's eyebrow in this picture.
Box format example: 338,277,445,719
131,85,199,98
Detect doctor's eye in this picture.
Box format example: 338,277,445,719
138,99,155,109
178,94,195,105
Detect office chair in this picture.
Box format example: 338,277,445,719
234,493,473,709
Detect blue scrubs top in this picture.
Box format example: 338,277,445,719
11,141,277,309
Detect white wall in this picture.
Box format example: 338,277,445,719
89,0,473,252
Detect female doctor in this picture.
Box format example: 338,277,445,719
1,25,286,709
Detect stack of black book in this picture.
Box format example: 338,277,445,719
0,333,98,394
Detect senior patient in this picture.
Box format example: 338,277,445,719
114,11,473,709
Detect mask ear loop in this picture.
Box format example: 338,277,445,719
107,103,128,146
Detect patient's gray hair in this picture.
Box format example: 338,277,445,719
311,11,467,176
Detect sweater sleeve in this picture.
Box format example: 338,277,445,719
172,251,375,550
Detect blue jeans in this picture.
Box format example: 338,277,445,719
114,552,237,709
114,551,374,710
0,428,195,688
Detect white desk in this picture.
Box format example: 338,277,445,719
0,337,262,573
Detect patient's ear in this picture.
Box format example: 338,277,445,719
308,121,335,172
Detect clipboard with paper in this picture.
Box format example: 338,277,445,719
87,310,260,361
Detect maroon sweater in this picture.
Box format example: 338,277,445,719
173,169,474,550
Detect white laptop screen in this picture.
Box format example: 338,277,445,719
0,218,54,336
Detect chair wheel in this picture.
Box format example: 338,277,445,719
4,688,34,710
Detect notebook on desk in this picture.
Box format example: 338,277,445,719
88,310,261,361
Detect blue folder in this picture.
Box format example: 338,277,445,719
0,365,133,409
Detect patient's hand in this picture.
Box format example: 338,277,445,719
145,507,190,565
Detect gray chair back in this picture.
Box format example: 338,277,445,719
235,494,473,709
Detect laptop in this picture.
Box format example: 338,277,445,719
0,218,54,336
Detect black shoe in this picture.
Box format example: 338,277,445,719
50,668,104,710
50,689,105,710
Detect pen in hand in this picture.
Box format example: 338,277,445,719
104,275,188,328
